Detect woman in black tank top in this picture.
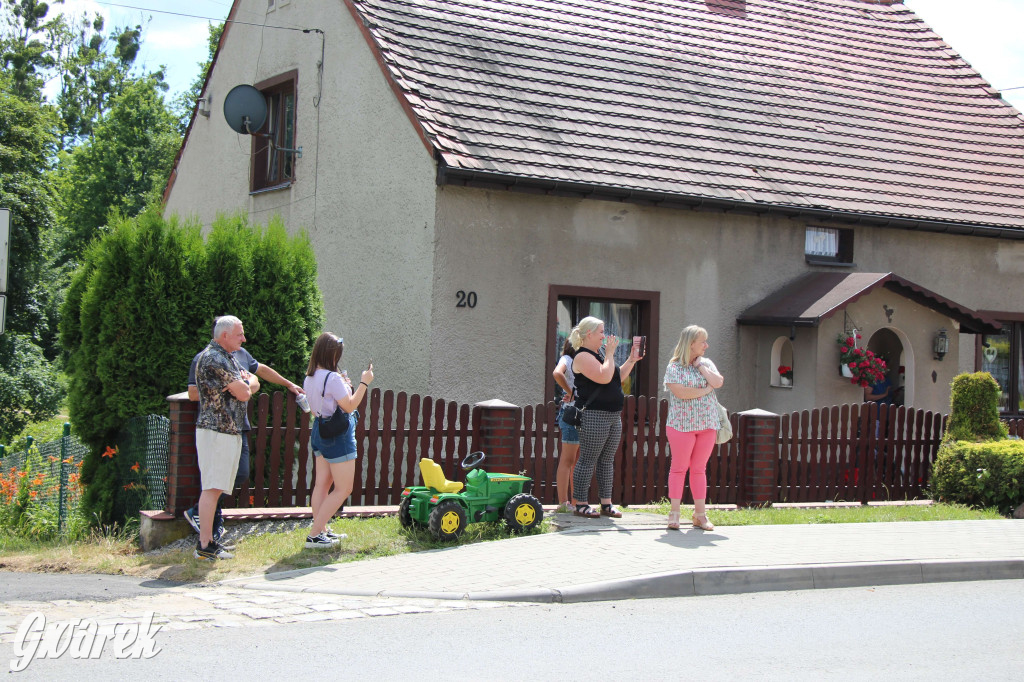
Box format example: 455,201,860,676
568,316,643,518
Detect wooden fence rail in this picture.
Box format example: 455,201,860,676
166,391,1015,514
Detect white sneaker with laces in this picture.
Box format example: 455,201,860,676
304,532,338,548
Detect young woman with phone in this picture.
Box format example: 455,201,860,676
568,316,643,519
663,325,723,531
302,332,374,548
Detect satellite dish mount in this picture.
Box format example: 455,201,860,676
222,84,303,158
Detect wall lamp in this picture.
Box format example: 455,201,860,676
933,328,949,361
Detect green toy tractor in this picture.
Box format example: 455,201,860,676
399,451,544,541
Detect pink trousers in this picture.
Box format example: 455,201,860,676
666,427,717,500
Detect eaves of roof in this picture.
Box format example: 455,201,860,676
737,271,1002,334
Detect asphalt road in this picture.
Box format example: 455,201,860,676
0,571,183,603
6,579,1023,679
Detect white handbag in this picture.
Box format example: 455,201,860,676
715,401,733,444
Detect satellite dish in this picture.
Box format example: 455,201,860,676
223,84,267,135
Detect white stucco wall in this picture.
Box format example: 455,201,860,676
164,0,437,391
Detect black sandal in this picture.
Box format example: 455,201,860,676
574,504,601,518
601,504,622,518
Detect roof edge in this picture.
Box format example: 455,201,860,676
437,165,1024,241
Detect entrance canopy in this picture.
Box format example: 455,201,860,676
738,272,1001,334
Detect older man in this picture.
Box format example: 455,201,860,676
193,315,255,560
184,321,304,544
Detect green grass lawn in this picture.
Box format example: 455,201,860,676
0,502,1004,584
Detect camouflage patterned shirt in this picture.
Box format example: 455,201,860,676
194,340,246,435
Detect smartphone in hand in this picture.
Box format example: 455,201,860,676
632,335,646,358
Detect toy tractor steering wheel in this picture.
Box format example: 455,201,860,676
461,451,486,470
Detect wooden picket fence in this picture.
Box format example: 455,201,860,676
229,390,1018,508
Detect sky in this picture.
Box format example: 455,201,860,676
48,0,1024,110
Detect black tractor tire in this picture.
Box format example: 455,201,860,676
428,500,467,541
503,493,543,533
398,496,417,528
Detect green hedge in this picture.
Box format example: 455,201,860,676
59,208,323,524
930,440,1024,515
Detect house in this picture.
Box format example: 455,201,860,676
163,0,1024,417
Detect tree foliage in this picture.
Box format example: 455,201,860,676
0,68,61,344
56,75,180,262
61,209,323,523
0,333,65,443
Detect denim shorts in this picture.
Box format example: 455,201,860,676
311,411,358,463
556,405,580,445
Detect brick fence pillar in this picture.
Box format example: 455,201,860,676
166,392,200,516
738,408,780,507
474,399,521,474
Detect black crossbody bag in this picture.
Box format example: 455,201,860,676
316,372,351,438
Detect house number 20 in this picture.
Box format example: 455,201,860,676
456,290,477,308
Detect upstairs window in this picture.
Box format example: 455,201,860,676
805,226,853,265
251,71,297,193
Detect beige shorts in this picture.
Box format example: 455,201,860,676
195,428,241,492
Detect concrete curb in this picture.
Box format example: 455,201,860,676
231,558,1024,603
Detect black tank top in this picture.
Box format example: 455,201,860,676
572,347,624,412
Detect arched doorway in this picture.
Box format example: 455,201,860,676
866,327,908,406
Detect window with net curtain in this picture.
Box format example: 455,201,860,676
805,226,853,264
554,297,641,397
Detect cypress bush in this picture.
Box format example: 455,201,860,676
60,208,323,524
944,372,1008,442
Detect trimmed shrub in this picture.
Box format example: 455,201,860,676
60,208,323,524
931,440,1024,515
944,372,1008,442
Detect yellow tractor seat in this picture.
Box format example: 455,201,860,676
418,459,463,493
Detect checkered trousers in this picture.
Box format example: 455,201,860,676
573,409,622,502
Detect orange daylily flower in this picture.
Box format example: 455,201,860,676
131,462,141,472
102,446,117,458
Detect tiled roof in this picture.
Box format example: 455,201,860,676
737,271,1002,333
347,0,1024,233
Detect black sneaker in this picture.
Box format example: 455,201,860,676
194,541,234,561
305,532,338,549
183,507,200,534
323,527,347,541
213,521,226,543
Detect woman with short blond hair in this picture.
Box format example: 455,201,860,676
663,325,723,531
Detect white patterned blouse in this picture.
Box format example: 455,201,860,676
663,358,722,432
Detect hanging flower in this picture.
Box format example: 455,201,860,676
836,334,887,388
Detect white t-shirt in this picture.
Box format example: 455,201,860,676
303,368,352,417
556,353,576,393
